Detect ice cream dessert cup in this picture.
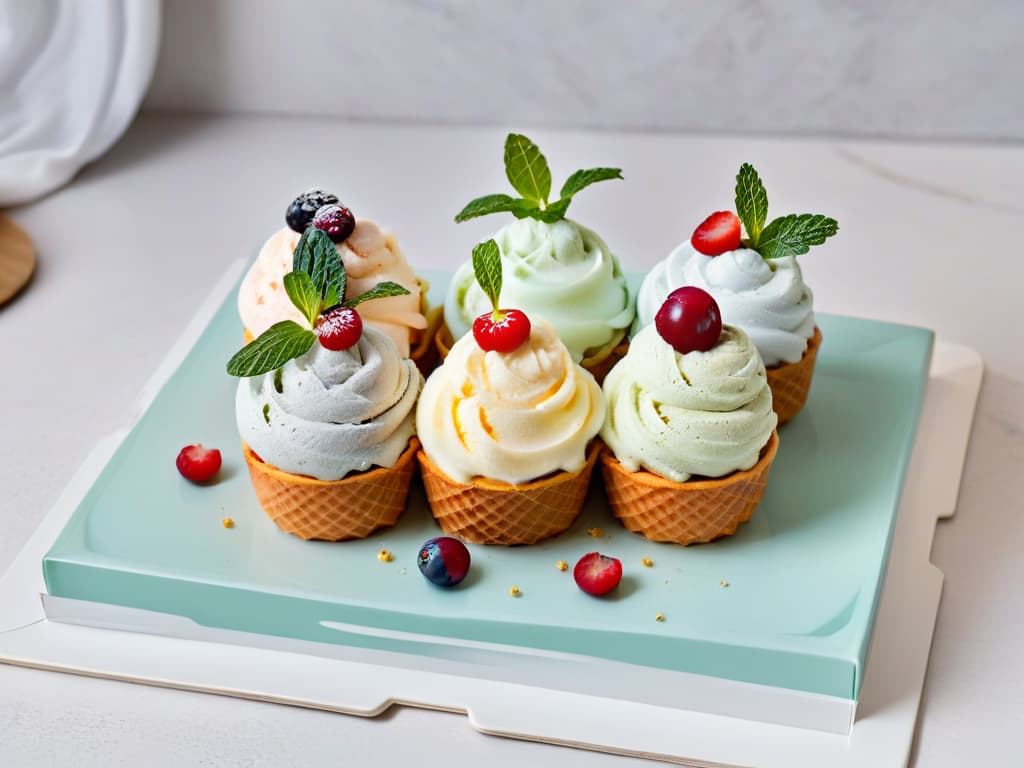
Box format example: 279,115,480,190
416,239,606,545
228,228,424,541
600,288,779,544
442,134,634,382
238,188,438,374
635,164,837,425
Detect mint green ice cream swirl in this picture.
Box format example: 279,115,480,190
601,324,777,482
443,218,634,363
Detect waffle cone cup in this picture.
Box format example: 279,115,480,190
242,438,420,541
766,326,822,427
600,431,780,545
436,320,629,385
417,443,601,545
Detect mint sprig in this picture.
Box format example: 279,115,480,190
472,239,502,314
227,232,410,377
732,163,838,259
455,133,622,224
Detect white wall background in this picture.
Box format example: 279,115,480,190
146,0,1023,141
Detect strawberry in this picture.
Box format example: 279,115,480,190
691,211,741,256
176,444,222,483
573,552,623,596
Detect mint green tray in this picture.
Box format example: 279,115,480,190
43,272,933,701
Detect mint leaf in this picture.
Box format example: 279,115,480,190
471,239,502,310
735,163,769,246
455,194,519,222
344,281,410,308
504,134,551,204
559,167,622,199
283,271,320,327
293,227,345,302
757,214,839,259
534,197,572,223
227,321,316,377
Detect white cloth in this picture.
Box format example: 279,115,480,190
0,0,161,206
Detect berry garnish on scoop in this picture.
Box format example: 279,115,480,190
655,286,722,354
312,203,356,243
176,444,222,483
285,188,340,233
470,238,531,353
454,133,622,224
692,163,838,259
573,552,623,596
226,228,410,376
417,536,472,587
691,211,741,256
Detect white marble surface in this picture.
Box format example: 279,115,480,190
1,114,1022,766
145,0,1024,141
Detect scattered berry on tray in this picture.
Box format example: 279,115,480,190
176,444,222,483
417,536,471,587
573,552,623,596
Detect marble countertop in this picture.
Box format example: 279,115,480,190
1,114,1022,767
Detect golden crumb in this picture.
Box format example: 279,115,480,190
587,527,603,537
509,585,521,597
221,518,234,529
641,557,654,567
720,580,730,588
556,560,569,572
655,613,665,622
377,549,394,563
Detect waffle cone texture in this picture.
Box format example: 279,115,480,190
242,439,420,541
766,326,822,427
435,320,628,385
417,443,601,545
600,431,780,545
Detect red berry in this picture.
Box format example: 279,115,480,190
691,211,741,256
312,204,356,243
316,305,363,351
655,286,722,354
573,552,623,596
176,444,222,483
472,309,531,353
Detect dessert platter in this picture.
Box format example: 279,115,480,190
0,136,982,766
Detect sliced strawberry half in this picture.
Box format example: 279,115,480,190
176,444,222,483
573,552,623,596
691,211,742,256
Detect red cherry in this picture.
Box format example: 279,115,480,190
655,286,722,354
312,204,356,243
315,305,363,351
691,211,741,256
472,309,531,353
176,444,222,483
573,552,623,596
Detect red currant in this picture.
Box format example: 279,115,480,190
655,286,722,354
472,309,531,353
176,444,222,483
573,552,623,596
312,204,356,243
316,306,363,351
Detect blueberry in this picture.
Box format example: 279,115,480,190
285,188,339,233
312,204,356,243
417,537,471,587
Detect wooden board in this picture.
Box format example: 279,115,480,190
0,214,36,305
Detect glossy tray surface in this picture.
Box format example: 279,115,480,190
43,272,933,700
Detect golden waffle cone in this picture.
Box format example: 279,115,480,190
242,438,420,541
600,431,780,545
417,443,601,545
766,326,822,427
435,320,629,385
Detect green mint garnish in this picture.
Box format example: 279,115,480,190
283,271,320,327
227,230,410,378
735,163,769,247
227,321,316,377
471,239,503,318
455,133,622,224
504,134,552,204
756,214,839,260
732,163,838,259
